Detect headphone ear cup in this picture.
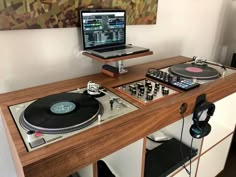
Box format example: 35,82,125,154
198,121,211,138
190,124,202,139
190,121,211,139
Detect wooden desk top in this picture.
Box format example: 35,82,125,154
0,56,236,177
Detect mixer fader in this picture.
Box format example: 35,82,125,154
115,79,178,104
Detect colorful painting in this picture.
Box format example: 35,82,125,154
0,0,158,30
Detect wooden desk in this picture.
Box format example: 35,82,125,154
0,56,235,177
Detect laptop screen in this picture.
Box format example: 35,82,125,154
80,9,126,50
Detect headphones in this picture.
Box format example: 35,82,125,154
190,94,215,139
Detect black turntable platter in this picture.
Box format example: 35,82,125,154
20,93,103,134
169,63,221,80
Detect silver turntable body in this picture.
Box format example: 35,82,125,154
163,62,236,84
9,88,138,152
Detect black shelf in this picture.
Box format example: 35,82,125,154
144,138,198,177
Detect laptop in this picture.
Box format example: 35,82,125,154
80,9,150,59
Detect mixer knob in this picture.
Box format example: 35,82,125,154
161,85,165,90
138,92,143,98
154,87,159,94
167,89,169,95
147,85,153,91
166,89,169,95
129,84,135,91
162,88,169,95
146,89,151,94
145,80,151,87
137,82,144,89
140,87,145,94
146,93,154,100
139,85,145,91
131,88,137,95
162,89,166,95
155,82,160,88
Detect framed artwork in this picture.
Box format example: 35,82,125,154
0,0,158,30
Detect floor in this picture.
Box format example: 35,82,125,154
217,134,236,177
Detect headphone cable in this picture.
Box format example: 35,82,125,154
189,137,194,177
180,112,191,176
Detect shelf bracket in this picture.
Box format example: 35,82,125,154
116,60,128,74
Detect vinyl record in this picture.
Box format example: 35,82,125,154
169,64,221,80
20,93,103,134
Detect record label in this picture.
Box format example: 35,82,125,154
50,101,76,114
185,67,203,73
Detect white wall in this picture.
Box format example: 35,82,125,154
222,0,236,65
0,0,233,94
0,0,234,177
181,0,230,61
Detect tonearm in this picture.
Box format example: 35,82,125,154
192,56,227,70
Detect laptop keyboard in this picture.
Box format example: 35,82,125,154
94,46,130,53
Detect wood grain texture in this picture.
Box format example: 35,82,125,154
0,110,25,177
0,56,235,177
93,163,97,177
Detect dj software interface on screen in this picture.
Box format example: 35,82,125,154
82,12,125,48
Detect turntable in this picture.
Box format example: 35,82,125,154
146,57,236,91
9,82,138,152
168,56,225,80
169,63,221,80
